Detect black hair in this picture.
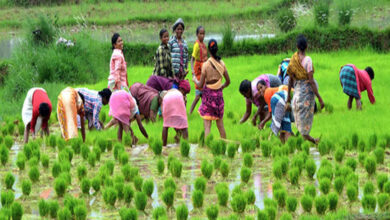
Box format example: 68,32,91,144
39,103,50,117
296,34,307,52
239,80,251,94
111,33,120,50
365,66,374,80
98,88,112,100
78,92,85,104
159,28,168,39
173,22,185,32
196,26,204,35
257,80,267,87
208,39,221,61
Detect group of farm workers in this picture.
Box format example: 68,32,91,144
21,18,376,146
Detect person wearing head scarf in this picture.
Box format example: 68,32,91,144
193,39,230,139
169,18,189,79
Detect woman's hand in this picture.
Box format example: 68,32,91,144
258,121,265,130
285,102,292,112
319,98,325,110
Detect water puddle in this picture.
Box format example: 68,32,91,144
254,173,264,210
131,144,148,156
151,181,160,208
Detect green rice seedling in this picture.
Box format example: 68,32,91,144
363,182,375,195
364,156,376,176
38,199,49,217
164,177,176,191
167,153,175,170
91,176,101,193
23,143,32,160
272,181,283,194
17,122,24,136
28,156,39,167
257,210,268,220
80,144,89,160
114,182,125,201
0,145,9,165
243,153,253,168
346,184,358,203
142,179,154,197
227,143,237,159
80,178,91,195
201,160,213,179
52,161,61,178
135,191,147,211
4,136,13,149
195,177,207,193
241,166,251,184
287,138,296,154
205,134,214,148
265,206,276,220
305,159,316,179
362,194,376,212
232,185,242,198
114,143,124,160
4,172,15,190
241,140,252,153
103,187,117,207
333,177,345,195
11,202,23,220
157,159,165,175
246,190,256,205
346,173,359,188
162,188,175,209
281,145,289,156
48,200,59,218
104,160,115,176
21,180,32,196
231,193,247,214
319,178,331,195
96,138,107,153
120,151,129,165
261,141,271,157
369,133,378,149
377,174,388,192
280,157,289,175
280,213,293,220
272,161,283,179
1,190,14,207
74,204,87,220
176,203,188,220
152,139,163,156
59,172,71,186
288,167,299,185
351,132,358,148
215,183,229,206
317,167,333,181
56,137,66,151
374,147,384,164
377,193,390,211
214,156,222,170
70,138,82,154
318,141,329,156
170,159,182,178
206,204,219,220
88,152,96,167
358,152,367,166
41,154,49,168
345,158,357,171
77,165,87,180
57,207,72,220
334,147,344,163
6,124,14,136
180,139,190,157
133,176,143,191
58,148,72,163
122,134,132,147
304,184,317,198
192,190,204,208
124,184,134,204
314,195,328,215
328,192,338,211
274,189,287,208
198,131,205,147
291,155,305,174
220,160,229,178
358,140,366,152
54,177,67,197
301,195,313,213
302,142,310,155
107,140,113,151
286,196,298,213
47,134,57,148
28,166,39,182
16,152,26,170
152,206,167,219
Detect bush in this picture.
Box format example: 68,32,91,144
80,178,91,195
194,177,207,193
201,160,213,179
192,190,204,208
274,189,287,208
314,0,330,26
21,180,32,196
220,160,229,178
28,166,40,182
231,194,246,214
124,184,134,204
180,139,190,157
314,195,328,215
305,159,316,179
164,177,177,191
328,192,338,211
377,193,390,211
48,200,59,218
363,182,375,195
227,143,237,159
301,195,313,213
103,187,117,207
170,159,182,178
288,167,299,185
374,147,384,164
246,190,256,205
142,179,154,197
346,184,358,203
243,153,253,167
362,194,377,212
319,178,331,195
157,159,165,175
74,205,87,220
287,196,298,213
176,204,188,220
216,183,229,206
277,8,296,33
377,174,388,192
4,172,15,190
364,156,377,175
54,177,67,197
241,166,252,183
133,176,143,191
206,204,219,220
11,202,23,220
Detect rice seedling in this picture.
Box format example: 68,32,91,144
1,190,14,207
286,196,298,213
80,178,91,195
201,160,213,179
246,190,256,205
333,177,345,195
216,183,229,206
21,180,32,196
361,194,377,212
363,181,375,195
74,204,87,220
151,139,163,156
334,147,345,162
377,193,390,211
314,195,328,215
180,139,190,157
176,203,189,220
38,199,49,217
120,151,129,165
57,207,72,220
11,202,23,220
142,179,154,197
243,153,253,167
301,195,313,213
364,156,377,176
162,187,175,209
192,190,204,208
274,188,287,208
133,176,143,191
231,193,246,214
123,184,134,204
157,159,165,175
328,192,338,211
4,172,14,190
16,152,26,170
152,206,167,219
220,160,229,178
169,159,182,178
377,174,388,192
227,143,237,159
164,177,176,192
28,166,40,182
48,200,59,218
80,144,90,160
305,158,316,179
0,145,9,165
194,177,207,193
54,177,67,198
114,181,125,201
288,167,299,186
346,184,358,203
103,187,117,207
213,156,222,170
240,166,251,184
373,147,384,164
319,178,331,195
4,136,13,149
206,204,219,220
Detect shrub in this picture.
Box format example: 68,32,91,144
231,193,247,214
328,192,338,211
364,156,377,175
287,196,298,213
206,204,219,220
157,159,165,175
54,177,67,197
241,166,252,183
374,147,384,164
362,194,376,212
152,206,166,219
176,204,188,220
57,207,72,220
88,152,96,167
164,177,177,191
151,139,162,156
314,0,330,26
220,160,229,178
11,202,23,220
201,160,213,179
48,200,59,218
363,182,375,195
288,167,299,185
314,195,328,215
192,190,204,208
216,183,229,206
1,190,14,207
305,159,316,179
377,174,388,192
0,145,9,165
246,190,256,205
319,178,331,195
243,153,253,167
277,8,296,33
133,176,143,191
333,177,345,195
21,180,32,196
142,179,154,197
80,178,91,195
103,187,117,207
74,205,87,220
4,172,15,190
170,159,182,178
194,177,207,193
180,139,190,157
213,156,222,170
227,143,237,159
304,184,317,198
29,166,40,182
301,195,313,213
274,189,287,208
377,193,390,211
346,184,358,203
261,141,271,157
